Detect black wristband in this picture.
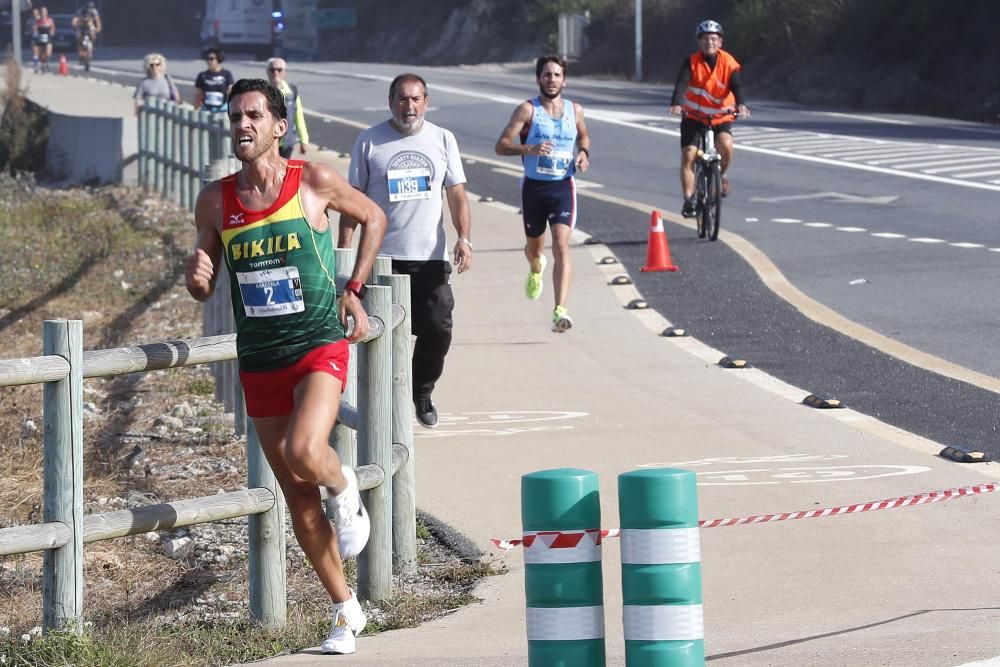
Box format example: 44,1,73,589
579,147,590,158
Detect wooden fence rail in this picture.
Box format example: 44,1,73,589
0,271,413,633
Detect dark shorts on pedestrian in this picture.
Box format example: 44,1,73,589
680,117,733,148
521,177,577,238
239,340,349,418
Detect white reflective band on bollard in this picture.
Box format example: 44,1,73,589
526,605,606,640
522,530,602,564
620,527,700,564
623,604,704,641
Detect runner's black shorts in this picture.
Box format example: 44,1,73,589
680,117,733,148
521,176,577,238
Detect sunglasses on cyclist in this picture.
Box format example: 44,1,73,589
268,67,284,72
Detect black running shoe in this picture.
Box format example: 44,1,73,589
415,398,438,428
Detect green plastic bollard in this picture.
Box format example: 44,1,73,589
522,468,606,667
619,468,703,666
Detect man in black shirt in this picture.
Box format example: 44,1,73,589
193,48,234,114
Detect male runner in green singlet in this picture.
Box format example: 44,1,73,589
184,78,386,655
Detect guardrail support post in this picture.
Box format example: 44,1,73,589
331,248,357,472
382,272,415,573
357,285,393,600
247,421,287,628
42,319,84,634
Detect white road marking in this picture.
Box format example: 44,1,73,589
836,226,867,232
871,232,906,239
804,111,916,126
771,218,801,224
949,242,985,249
909,237,947,244
695,465,930,486
651,454,850,467
803,222,833,228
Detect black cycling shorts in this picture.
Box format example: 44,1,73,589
680,117,733,148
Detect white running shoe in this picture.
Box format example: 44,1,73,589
321,590,367,655
329,465,370,559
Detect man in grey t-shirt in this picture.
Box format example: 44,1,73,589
339,73,472,429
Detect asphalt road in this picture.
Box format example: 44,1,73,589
75,51,1000,458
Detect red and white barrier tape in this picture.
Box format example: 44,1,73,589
491,482,997,550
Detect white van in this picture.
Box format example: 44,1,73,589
200,0,280,59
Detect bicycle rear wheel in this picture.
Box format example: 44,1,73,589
704,164,722,241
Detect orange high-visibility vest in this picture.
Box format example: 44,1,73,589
682,49,741,125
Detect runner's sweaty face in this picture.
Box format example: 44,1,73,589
537,63,566,101
389,80,428,134
228,92,286,162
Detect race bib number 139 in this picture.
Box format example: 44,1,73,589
387,167,432,202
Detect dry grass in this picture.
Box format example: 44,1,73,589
0,178,503,665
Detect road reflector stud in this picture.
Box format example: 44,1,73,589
609,275,633,286
802,394,844,409
662,327,687,337
479,195,495,203
718,356,750,369
599,256,619,265
626,299,649,310
939,446,989,463
584,237,601,245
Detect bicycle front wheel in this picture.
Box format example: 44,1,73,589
694,164,707,239
705,164,722,241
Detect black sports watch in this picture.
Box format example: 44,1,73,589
345,280,367,300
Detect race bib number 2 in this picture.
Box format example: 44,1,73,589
387,167,432,202
236,266,304,317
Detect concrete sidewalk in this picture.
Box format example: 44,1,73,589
20,72,1000,667
253,189,1000,667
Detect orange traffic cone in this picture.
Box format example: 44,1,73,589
58,54,69,76
640,210,678,272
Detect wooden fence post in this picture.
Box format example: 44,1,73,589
42,320,84,633
382,273,416,573
247,421,287,628
357,285,393,601
331,248,357,472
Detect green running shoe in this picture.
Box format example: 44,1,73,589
552,305,573,333
524,255,547,300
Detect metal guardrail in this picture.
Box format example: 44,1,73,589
0,264,413,633
5,112,415,630
137,97,231,212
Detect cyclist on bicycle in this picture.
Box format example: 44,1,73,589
668,19,750,218
72,1,102,69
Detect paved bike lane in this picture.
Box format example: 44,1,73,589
18,72,1000,667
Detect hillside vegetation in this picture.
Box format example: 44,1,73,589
329,0,1000,124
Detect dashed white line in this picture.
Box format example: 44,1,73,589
803,222,833,228
949,242,985,249
836,227,867,232
771,218,801,224
871,232,906,239
909,237,947,244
